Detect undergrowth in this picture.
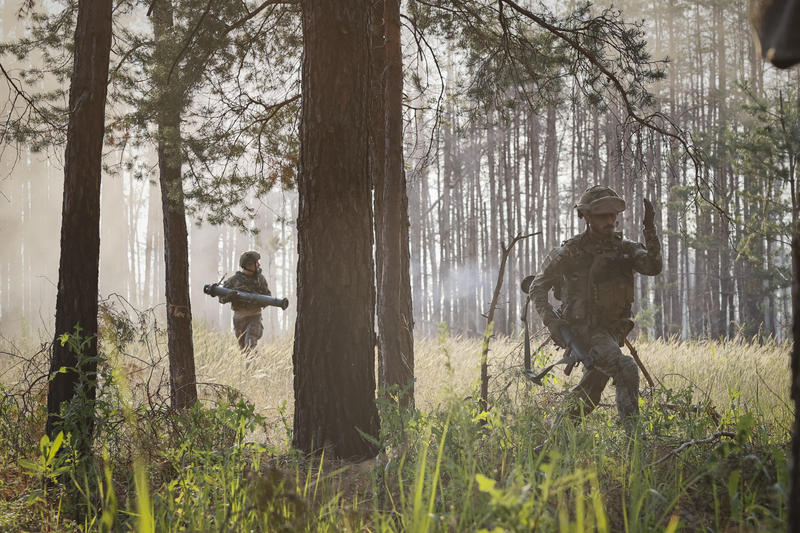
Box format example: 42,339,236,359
0,302,790,531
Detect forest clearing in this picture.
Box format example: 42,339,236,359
0,322,791,531
1,0,799,530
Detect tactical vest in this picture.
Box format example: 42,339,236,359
224,272,270,313
557,234,635,329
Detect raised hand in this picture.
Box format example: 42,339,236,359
643,198,656,229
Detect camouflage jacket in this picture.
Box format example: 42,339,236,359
531,226,662,336
221,271,271,314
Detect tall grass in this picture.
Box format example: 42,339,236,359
0,318,790,531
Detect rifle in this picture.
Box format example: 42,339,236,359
204,283,289,310
519,275,592,385
525,308,593,385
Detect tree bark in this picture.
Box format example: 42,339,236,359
46,0,112,450
293,0,380,459
377,0,415,407
153,0,198,410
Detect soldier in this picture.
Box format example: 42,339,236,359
530,185,662,433
221,251,272,352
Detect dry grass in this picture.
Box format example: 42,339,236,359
0,323,791,531
184,326,792,438
1,323,791,433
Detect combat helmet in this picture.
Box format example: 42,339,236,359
239,250,261,269
574,185,626,218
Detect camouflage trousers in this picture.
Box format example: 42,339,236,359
233,312,263,352
566,329,639,432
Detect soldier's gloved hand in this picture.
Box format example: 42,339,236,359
544,318,570,349
643,198,656,230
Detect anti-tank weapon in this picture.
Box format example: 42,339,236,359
204,283,289,310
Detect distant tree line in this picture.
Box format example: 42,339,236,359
402,0,799,341
3,0,797,347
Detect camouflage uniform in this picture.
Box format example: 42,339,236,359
221,269,271,352
531,187,662,431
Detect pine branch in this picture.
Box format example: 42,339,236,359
498,0,696,164
0,60,65,144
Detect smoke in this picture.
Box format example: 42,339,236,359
0,154,300,341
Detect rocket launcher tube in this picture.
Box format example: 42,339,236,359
203,283,289,310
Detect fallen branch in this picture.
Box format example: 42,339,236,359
650,431,736,467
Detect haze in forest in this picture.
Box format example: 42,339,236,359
1,0,798,345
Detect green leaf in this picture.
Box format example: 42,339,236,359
727,469,741,502
47,431,64,463
476,473,500,498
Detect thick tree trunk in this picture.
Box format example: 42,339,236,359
153,1,198,410
46,0,112,450
293,0,380,459
377,0,415,407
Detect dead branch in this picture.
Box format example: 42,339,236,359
650,431,736,467
480,231,540,414
625,339,655,389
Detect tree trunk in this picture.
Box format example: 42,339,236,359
369,0,385,324
792,229,800,531
293,0,380,459
715,2,732,339
377,0,415,407
409,101,426,335
46,0,112,451
441,73,454,329
144,179,162,309
153,1,198,410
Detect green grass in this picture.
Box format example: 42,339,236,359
0,316,790,531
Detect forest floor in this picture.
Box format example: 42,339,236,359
0,315,790,532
